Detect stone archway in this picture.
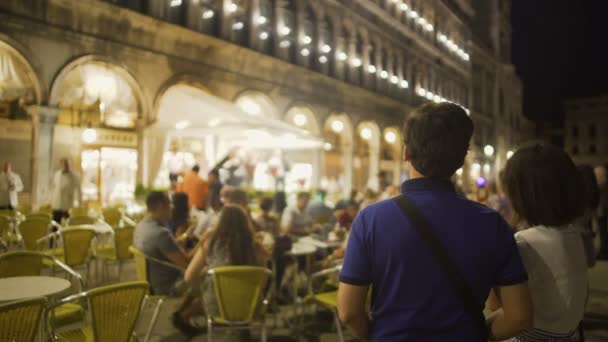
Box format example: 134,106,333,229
48,56,146,205
322,113,354,199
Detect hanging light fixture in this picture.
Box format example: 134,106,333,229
484,145,495,157
259,31,269,40
256,16,267,25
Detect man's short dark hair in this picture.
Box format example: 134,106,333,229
297,192,310,201
259,197,274,212
209,169,219,177
146,191,170,212
501,143,585,227
403,103,473,179
192,165,200,173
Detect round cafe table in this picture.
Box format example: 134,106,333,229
0,276,71,303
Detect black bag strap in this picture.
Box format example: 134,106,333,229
393,194,488,341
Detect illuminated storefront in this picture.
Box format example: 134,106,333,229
49,59,143,206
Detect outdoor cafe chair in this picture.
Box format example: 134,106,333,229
68,216,97,226
68,207,89,218
0,251,86,327
46,281,148,342
97,225,134,282
19,218,52,251
26,212,53,222
305,265,345,342
17,204,33,215
101,207,122,229
38,228,97,285
204,266,272,342
129,245,183,342
0,296,47,342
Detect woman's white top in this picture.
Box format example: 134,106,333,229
515,225,588,334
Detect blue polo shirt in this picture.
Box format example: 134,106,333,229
340,178,528,341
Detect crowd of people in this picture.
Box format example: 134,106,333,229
132,162,381,336
4,101,608,340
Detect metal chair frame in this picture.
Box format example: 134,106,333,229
129,245,183,342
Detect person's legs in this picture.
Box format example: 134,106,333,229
598,216,608,259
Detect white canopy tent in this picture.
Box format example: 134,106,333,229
143,85,323,187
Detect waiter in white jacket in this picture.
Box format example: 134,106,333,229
50,158,82,223
0,162,24,210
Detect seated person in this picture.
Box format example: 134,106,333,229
134,191,189,295
306,189,333,224
254,196,280,237
184,205,270,317
281,192,319,236
133,192,197,335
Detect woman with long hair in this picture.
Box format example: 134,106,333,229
170,192,190,235
495,143,587,341
184,205,269,316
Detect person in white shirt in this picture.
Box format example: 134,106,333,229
494,143,588,341
50,158,82,223
0,162,24,210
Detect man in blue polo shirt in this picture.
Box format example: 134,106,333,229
337,103,532,341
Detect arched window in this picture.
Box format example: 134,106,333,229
254,0,273,53
340,24,352,82
300,6,317,68
227,0,249,46
367,40,378,90
277,0,297,63
318,16,335,76
190,0,221,37
353,31,365,85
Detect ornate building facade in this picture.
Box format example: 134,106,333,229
0,0,530,206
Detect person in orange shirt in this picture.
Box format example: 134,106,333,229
177,165,209,210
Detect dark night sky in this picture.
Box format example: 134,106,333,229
511,0,608,123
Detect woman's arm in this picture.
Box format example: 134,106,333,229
184,242,209,285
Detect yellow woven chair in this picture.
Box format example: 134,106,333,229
0,251,86,327
0,209,15,218
69,207,89,218
16,204,33,215
47,281,149,342
26,212,53,222
38,205,53,215
129,245,183,342
19,218,51,251
97,226,134,282
306,265,345,342
205,266,272,342
0,296,46,342
68,216,97,226
101,207,122,229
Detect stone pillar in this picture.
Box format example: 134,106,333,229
343,142,353,197
312,149,322,189
28,106,59,208
393,145,403,186
135,117,146,187
368,148,380,191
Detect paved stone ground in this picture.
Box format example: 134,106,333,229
98,259,608,341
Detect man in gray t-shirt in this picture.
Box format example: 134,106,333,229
134,192,189,295
281,192,315,236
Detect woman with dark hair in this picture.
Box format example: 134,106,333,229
578,165,600,267
498,143,587,341
169,192,190,235
184,205,269,316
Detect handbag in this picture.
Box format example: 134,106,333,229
392,194,489,341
